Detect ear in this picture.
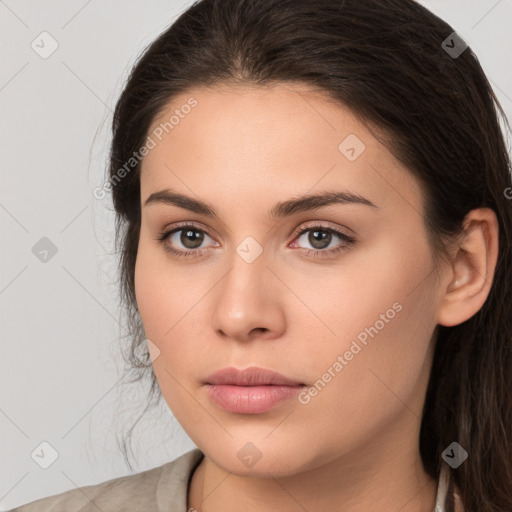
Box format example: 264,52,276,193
437,207,499,327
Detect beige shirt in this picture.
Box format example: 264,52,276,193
10,448,462,511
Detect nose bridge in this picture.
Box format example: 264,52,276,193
220,241,269,312
211,239,283,339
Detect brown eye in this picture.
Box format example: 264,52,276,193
293,226,354,253
155,223,218,259
179,228,204,249
306,229,333,250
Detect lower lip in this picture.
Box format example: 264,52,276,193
205,384,304,414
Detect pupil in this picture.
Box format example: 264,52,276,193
309,230,330,249
181,229,203,249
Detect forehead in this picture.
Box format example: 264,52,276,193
140,83,425,220
146,82,365,155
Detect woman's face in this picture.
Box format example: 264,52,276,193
134,83,446,477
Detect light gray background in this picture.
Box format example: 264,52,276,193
1,0,511,509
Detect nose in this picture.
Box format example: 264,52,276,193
210,251,286,343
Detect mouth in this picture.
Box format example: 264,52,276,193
204,366,306,414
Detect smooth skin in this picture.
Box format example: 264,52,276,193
134,83,499,512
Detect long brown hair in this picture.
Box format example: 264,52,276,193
105,1,512,509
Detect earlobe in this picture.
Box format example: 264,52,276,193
437,208,499,327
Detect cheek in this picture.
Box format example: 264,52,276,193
314,294,435,462
301,244,436,426
134,243,180,363
134,231,189,336
134,243,165,336
133,241,208,379
134,248,198,420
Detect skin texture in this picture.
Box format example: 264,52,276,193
134,83,499,512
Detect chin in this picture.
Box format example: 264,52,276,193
198,438,319,478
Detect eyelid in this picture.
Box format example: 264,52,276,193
289,220,354,240
162,220,218,240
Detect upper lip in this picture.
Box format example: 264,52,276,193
205,366,305,386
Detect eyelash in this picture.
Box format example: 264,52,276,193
154,222,356,260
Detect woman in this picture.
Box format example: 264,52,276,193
12,0,512,510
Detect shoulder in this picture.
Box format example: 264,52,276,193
9,448,204,512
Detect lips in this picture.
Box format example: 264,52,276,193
204,366,305,386
204,367,306,414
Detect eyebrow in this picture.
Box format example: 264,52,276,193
143,188,379,221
